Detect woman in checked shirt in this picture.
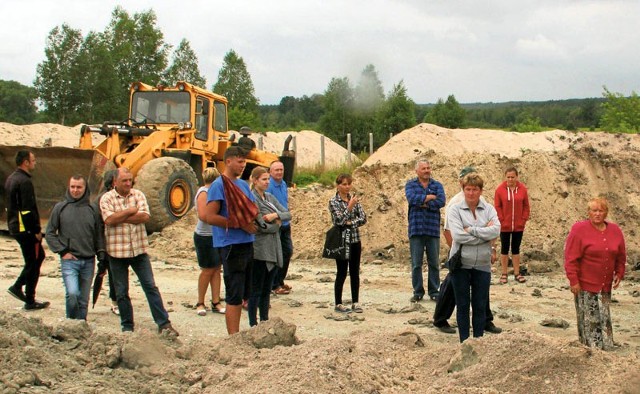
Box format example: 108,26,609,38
328,173,367,314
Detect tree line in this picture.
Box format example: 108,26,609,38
0,6,638,151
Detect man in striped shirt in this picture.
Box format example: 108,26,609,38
100,167,177,336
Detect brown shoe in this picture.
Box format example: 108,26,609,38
274,287,290,295
158,323,179,337
282,283,292,291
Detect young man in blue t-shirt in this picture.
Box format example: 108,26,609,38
205,146,257,334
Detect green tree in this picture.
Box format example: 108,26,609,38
104,7,169,106
512,111,543,132
578,99,601,129
213,49,259,129
601,87,640,132
228,107,259,131
75,31,122,123
34,23,84,125
0,80,38,124
375,80,416,145
163,39,206,88
319,77,355,146
424,94,466,129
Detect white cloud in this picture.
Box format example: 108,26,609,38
0,0,638,104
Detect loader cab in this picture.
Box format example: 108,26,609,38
131,90,191,124
191,93,231,183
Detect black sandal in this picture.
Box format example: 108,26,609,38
515,273,527,283
211,301,226,314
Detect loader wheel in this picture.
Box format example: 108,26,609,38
135,157,198,233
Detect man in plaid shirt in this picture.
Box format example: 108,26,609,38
405,158,446,303
100,167,178,336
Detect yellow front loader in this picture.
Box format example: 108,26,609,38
1,81,295,233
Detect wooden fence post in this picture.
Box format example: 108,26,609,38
320,135,325,171
347,133,352,167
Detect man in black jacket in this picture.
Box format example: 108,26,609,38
5,150,49,310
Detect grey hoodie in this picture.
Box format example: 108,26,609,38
45,184,105,259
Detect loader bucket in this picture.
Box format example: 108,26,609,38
0,145,94,230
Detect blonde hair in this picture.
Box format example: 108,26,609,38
462,173,484,189
202,167,220,184
250,166,268,190
588,197,609,214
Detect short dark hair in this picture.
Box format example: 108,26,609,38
15,150,33,166
335,173,353,185
70,174,86,183
103,169,117,191
224,146,248,160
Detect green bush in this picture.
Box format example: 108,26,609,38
293,163,357,188
292,172,317,187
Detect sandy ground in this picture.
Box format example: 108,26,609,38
1,122,639,393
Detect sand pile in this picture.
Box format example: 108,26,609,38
1,122,640,393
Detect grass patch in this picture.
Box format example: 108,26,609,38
293,163,356,187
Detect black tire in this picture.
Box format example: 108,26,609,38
135,157,198,233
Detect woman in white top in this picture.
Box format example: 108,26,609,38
194,167,225,316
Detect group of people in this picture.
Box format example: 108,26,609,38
4,149,627,349
201,146,293,334
5,150,178,336
403,158,626,349
405,160,505,342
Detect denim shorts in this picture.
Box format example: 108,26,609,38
193,233,221,269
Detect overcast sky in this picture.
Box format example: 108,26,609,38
1,0,638,105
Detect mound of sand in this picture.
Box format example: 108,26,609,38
1,122,640,393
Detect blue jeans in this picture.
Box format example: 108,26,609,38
60,257,95,320
450,268,491,343
409,235,440,298
109,254,170,332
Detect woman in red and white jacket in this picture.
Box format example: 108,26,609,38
494,167,530,284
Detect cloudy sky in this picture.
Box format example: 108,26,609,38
1,0,638,104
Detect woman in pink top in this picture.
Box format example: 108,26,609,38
564,197,626,350
494,167,530,284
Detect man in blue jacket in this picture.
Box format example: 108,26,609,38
405,158,446,302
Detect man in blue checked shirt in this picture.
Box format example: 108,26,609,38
405,158,446,303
